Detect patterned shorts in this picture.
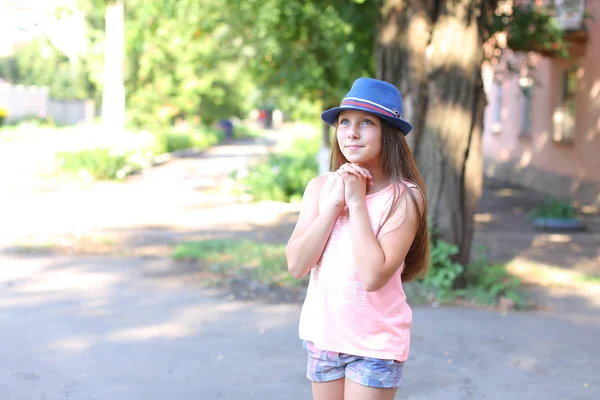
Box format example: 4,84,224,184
302,340,404,389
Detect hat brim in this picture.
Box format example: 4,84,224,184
321,105,412,136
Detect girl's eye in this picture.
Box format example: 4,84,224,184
339,118,350,125
362,119,373,125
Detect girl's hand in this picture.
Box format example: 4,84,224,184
338,163,371,208
318,172,345,217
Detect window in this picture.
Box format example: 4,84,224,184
491,79,503,135
519,76,534,138
552,68,577,143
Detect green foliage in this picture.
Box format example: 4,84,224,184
153,126,223,153
420,222,525,308
121,0,256,128
458,247,526,308
0,38,92,100
490,3,570,59
55,148,131,180
233,124,263,139
172,239,299,286
527,197,576,220
231,136,319,203
421,237,464,302
575,274,600,285
74,0,258,129
55,125,224,181
224,0,379,112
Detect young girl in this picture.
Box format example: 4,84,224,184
286,77,429,400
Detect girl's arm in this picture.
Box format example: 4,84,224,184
335,161,423,291
285,175,344,279
347,188,423,291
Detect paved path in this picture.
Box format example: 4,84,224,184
1,254,598,400
1,133,599,399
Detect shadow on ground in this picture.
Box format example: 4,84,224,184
1,253,598,399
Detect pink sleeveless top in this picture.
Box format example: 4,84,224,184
298,182,415,362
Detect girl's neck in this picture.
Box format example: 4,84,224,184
366,168,390,195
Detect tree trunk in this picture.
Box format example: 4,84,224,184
377,0,489,267
318,121,331,175
101,0,126,132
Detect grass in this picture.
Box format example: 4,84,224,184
2,119,265,183
575,274,600,284
171,238,533,310
9,243,55,255
506,258,600,288
233,124,263,138
8,234,121,256
172,239,302,287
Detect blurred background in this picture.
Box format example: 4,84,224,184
0,0,598,399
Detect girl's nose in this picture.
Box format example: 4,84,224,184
347,124,359,138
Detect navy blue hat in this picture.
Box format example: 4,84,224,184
321,77,412,136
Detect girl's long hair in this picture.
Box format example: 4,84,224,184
330,118,429,282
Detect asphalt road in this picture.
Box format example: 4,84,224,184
1,254,598,400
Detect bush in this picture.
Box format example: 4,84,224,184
56,148,130,180
233,124,263,139
55,147,148,181
231,136,319,203
55,125,225,181
419,221,526,308
152,126,223,154
421,235,464,302
527,197,576,220
458,247,526,308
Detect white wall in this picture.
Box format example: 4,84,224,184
0,81,93,125
0,81,48,122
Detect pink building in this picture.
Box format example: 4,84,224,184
482,0,599,206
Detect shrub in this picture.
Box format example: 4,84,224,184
527,197,576,220
421,234,464,302
152,126,223,154
419,221,526,308
55,148,132,180
55,125,225,181
458,247,526,308
231,136,319,203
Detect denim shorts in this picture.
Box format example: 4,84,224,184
302,340,404,389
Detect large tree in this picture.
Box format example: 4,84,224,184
376,0,574,266
101,0,126,131
377,0,497,266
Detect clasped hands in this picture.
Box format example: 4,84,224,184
318,163,373,215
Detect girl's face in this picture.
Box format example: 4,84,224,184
336,109,382,169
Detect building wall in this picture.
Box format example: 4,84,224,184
482,1,600,206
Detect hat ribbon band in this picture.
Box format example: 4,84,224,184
341,97,400,118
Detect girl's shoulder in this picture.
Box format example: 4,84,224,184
301,174,329,202
306,174,329,192
396,179,425,214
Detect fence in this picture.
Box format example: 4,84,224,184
48,99,95,125
0,80,93,125
0,81,48,122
